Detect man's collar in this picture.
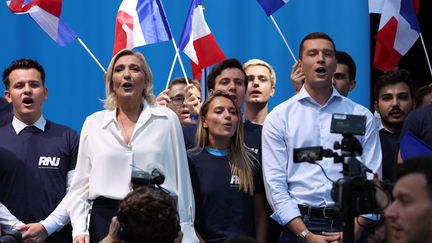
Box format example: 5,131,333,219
12,115,46,134
296,85,343,105
101,101,167,129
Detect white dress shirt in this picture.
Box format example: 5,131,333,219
262,87,382,226
67,101,198,242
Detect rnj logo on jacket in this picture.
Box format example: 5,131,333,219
38,156,60,168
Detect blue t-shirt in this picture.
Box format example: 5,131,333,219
187,148,264,243
0,120,79,226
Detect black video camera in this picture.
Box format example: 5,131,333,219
293,114,387,243
131,168,165,190
0,230,22,243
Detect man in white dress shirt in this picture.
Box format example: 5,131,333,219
262,32,382,243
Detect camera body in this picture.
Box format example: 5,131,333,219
0,230,22,243
331,156,379,217
294,114,380,217
131,168,165,189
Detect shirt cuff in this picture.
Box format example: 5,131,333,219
179,222,198,243
39,218,58,236
270,203,302,226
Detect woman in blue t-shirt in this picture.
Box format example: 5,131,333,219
187,91,268,243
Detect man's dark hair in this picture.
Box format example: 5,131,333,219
299,32,336,59
3,59,45,90
415,84,432,108
397,156,432,198
336,51,356,81
116,187,180,243
168,77,200,91
374,69,416,101
207,58,247,90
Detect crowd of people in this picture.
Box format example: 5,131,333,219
1,31,432,243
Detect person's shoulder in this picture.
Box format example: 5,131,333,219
267,97,297,118
45,120,79,138
148,103,178,120
187,148,206,163
82,109,111,126
47,120,75,131
86,109,109,120
341,98,373,116
0,112,13,128
410,104,432,118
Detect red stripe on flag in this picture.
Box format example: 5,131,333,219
112,11,134,56
191,61,202,81
38,0,62,17
9,0,37,13
374,17,402,72
192,34,226,79
9,0,61,17
413,0,420,14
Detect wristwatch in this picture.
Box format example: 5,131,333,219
296,229,310,243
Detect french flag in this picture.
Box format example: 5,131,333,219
7,0,77,46
400,132,432,160
113,0,172,56
257,0,289,16
369,0,420,72
178,0,225,80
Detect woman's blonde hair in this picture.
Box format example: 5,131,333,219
193,91,255,195
103,49,156,110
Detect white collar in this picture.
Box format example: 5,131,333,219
101,100,167,129
12,115,46,134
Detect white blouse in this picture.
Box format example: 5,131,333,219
67,101,197,242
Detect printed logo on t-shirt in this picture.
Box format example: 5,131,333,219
250,148,259,155
230,175,240,187
38,156,60,169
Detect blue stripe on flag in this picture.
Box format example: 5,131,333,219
400,0,420,33
178,0,196,50
257,0,287,16
400,132,432,160
136,0,172,45
56,18,77,46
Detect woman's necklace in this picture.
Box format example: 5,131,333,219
118,114,136,145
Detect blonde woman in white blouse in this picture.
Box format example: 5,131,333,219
67,49,198,243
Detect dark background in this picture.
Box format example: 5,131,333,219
370,0,432,109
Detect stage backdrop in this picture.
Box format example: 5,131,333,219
0,0,370,132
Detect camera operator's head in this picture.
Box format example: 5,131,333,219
384,156,432,243
116,186,180,243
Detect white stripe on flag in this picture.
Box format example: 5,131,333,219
29,6,60,41
394,16,419,54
